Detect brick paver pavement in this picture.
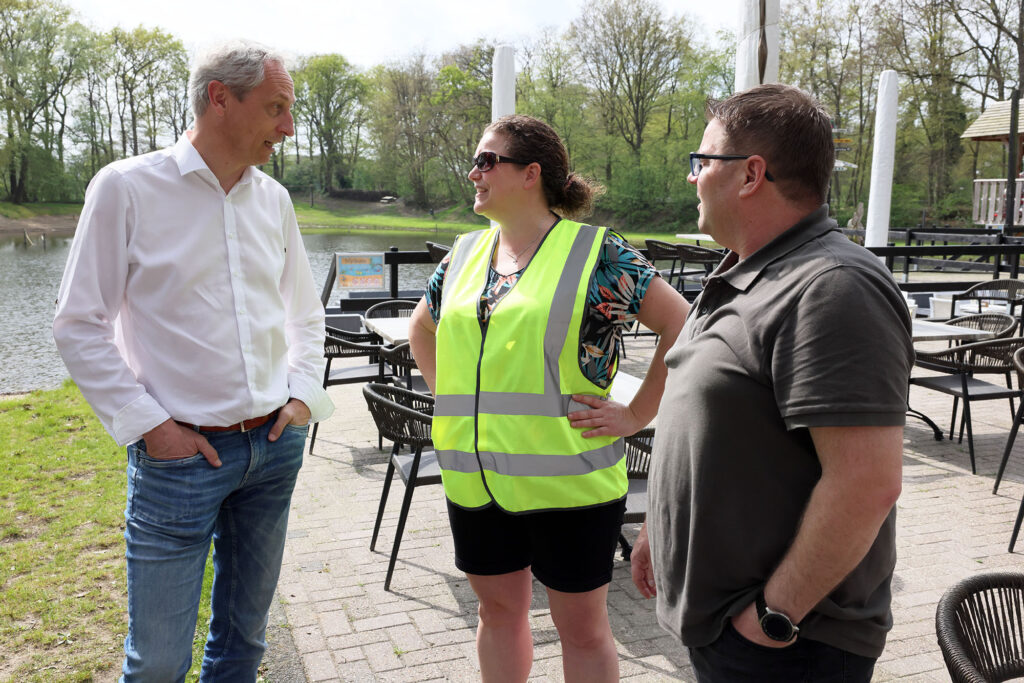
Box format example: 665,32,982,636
267,335,1024,681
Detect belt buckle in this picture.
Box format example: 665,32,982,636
240,417,253,433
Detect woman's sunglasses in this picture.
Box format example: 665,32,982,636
472,151,532,173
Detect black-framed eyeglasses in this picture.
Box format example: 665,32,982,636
689,153,775,182
472,151,533,173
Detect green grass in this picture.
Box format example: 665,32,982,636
0,202,81,219
0,381,214,681
0,198,687,248
293,201,693,247
295,203,487,234
1,197,695,252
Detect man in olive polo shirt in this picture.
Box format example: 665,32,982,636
630,84,914,681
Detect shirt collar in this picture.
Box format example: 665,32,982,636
712,205,836,293
171,134,257,189
172,134,207,176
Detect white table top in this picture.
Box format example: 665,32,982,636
912,319,995,343
362,316,410,345
674,233,719,244
610,371,642,406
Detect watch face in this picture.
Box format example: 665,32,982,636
762,613,794,641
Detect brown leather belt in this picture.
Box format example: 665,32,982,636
176,409,278,433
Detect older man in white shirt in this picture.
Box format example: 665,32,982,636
53,40,332,681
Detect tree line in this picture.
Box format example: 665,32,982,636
1,0,1020,229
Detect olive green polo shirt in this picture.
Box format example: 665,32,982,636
648,205,914,659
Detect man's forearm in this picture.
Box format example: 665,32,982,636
763,425,903,623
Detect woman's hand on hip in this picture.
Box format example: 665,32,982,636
568,394,645,438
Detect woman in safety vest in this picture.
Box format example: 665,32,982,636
408,114,688,681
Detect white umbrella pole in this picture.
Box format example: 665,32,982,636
490,45,516,230
735,0,779,92
492,45,515,121
865,70,899,248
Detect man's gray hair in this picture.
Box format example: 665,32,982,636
189,40,287,118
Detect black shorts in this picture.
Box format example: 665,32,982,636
446,498,626,593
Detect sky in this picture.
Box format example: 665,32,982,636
61,0,742,68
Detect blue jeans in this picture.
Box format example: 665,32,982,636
689,621,876,683
120,419,307,682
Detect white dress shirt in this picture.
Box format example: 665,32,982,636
54,134,333,446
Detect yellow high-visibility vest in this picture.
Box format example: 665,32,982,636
433,219,626,512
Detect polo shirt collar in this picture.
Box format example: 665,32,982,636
171,134,258,189
713,205,836,292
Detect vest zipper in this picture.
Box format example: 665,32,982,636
473,293,500,508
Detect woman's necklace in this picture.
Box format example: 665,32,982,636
502,228,545,268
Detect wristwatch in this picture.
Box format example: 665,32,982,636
755,590,800,642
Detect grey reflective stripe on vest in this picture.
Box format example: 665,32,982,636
437,439,623,476
542,224,602,395
436,391,593,417
439,230,489,314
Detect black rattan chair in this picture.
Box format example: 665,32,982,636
928,314,1019,437
935,571,1024,681
364,299,418,319
644,240,683,291
911,337,1024,474
617,426,655,561
1002,350,1024,552
363,383,441,591
379,342,429,394
309,327,387,453
951,280,1024,325
674,244,723,301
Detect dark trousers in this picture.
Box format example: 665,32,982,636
689,621,876,683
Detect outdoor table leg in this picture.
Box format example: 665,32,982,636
906,406,944,441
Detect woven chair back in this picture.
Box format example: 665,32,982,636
1014,347,1024,387
966,337,1024,371
380,342,417,372
936,571,1024,682
644,239,678,262
675,243,723,265
326,325,380,344
365,300,419,319
362,383,433,449
325,334,381,360
624,427,655,479
947,314,1018,339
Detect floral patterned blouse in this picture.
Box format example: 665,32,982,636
424,227,658,388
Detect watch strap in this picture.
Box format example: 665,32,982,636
755,590,769,620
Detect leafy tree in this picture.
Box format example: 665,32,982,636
878,0,968,217
293,54,366,192
109,26,182,156
429,41,492,204
570,0,684,159
368,56,437,208
518,29,590,167
0,0,87,202
69,28,116,179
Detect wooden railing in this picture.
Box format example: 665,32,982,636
973,178,1024,226
320,246,434,312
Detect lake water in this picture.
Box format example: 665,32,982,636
0,231,447,394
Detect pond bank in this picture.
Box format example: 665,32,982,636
0,214,77,236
